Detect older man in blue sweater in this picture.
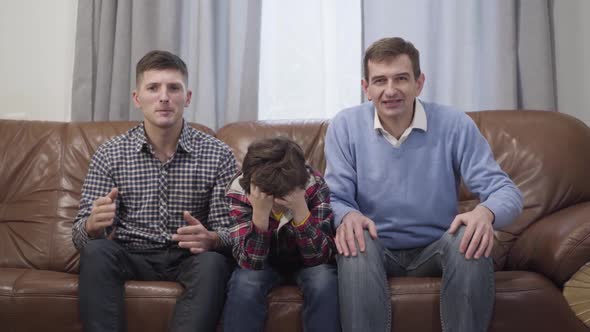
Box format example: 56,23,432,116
324,37,523,332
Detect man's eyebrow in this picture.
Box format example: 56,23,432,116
370,75,386,81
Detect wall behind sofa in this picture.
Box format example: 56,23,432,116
554,1,590,126
0,1,589,126
0,0,77,121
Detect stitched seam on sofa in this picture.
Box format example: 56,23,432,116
495,287,552,293
391,285,549,296
12,294,79,299
12,294,179,299
48,123,67,271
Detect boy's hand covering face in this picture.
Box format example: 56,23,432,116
248,185,275,233
248,184,275,213
273,188,306,211
274,188,310,225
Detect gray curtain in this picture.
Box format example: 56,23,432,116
72,0,262,129
362,0,556,112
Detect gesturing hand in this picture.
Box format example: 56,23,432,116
85,188,118,239
448,205,495,259
248,184,274,231
173,211,219,254
335,211,378,257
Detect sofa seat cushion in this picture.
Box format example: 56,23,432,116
0,268,27,296
386,271,588,332
2,269,182,332
2,269,587,332
0,268,28,326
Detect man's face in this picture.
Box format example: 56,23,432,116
132,69,192,131
362,54,425,123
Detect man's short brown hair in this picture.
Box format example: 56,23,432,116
239,137,308,198
136,50,188,86
363,37,421,81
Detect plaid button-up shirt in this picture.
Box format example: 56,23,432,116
72,122,237,251
226,166,336,270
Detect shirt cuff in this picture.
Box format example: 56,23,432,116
292,212,311,227
217,230,232,250
251,222,273,237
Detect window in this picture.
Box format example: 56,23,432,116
258,0,362,120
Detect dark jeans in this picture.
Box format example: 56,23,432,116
78,239,233,332
337,227,494,332
223,264,341,332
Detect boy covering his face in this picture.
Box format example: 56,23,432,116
223,137,341,332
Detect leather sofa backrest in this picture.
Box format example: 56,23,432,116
216,119,329,172
1,111,589,273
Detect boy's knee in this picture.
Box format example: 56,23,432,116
299,264,338,293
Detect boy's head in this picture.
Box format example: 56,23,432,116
240,137,308,198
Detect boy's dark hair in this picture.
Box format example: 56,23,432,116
239,137,308,198
364,37,421,81
136,50,188,86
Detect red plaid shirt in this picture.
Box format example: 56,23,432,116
226,166,336,270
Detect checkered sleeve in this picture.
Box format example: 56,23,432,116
207,148,238,251
228,195,272,270
72,146,115,250
291,171,336,266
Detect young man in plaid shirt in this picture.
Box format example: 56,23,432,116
223,137,341,332
72,50,237,332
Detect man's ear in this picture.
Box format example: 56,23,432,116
132,90,141,108
184,89,193,107
361,79,371,101
416,73,426,95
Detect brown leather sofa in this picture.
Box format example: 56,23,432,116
1,110,589,332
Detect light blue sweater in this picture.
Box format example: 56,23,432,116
324,101,523,249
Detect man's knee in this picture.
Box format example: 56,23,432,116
440,225,466,250
80,239,119,263
184,251,232,278
337,230,383,274
440,226,493,270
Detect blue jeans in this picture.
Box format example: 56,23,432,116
337,227,494,332
78,239,233,332
223,264,341,332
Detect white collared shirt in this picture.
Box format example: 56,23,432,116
374,99,427,148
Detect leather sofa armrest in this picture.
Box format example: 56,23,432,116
506,201,590,286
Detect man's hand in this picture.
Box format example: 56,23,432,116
248,184,274,231
274,188,309,224
173,211,219,254
448,205,495,259
85,188,118,239
335,211,378,257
